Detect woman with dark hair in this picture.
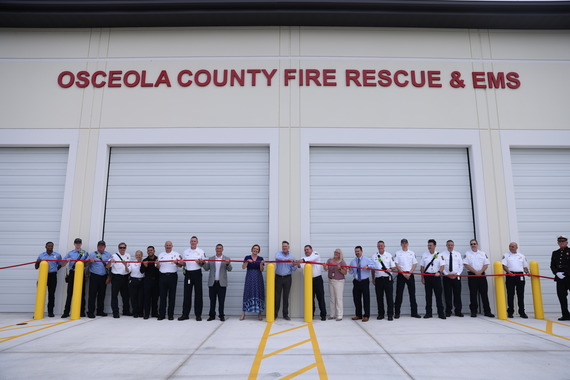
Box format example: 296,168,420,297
240,244,265,320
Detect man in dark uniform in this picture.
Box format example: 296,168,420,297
141,246,160,319
550,235,570,321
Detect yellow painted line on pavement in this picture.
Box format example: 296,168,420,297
505,319,570,341
248,322,328,379
269,323,308,337
281,363,318,380
262,338,311,359
0,320,72,344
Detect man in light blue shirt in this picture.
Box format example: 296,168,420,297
35,241,62,317
61,237,87,318
349,246,376,322
274,241,297,320
86,240,111,318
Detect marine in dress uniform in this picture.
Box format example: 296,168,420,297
550,235,570,321
502,242,529,318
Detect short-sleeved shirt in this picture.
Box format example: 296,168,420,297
37,251,62,273
394,250,417,272
420,251,444,274
88,250,111,276
441,250,463,275
64,249,88,271
326,259,346,280
182,247,206,271
371,251,395,278
463,250,490,272
109,252,131,275
502,252,528,272
157,251,182,273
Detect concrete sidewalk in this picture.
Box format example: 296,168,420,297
0,312,569,379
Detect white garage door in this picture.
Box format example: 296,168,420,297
511,148,570,313
103,146,269,316
310,146,475,316
0,147,68,312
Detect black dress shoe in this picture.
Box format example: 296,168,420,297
151,314,159,318
207,316,215,321
168,316,174,320
96,312,108,317
178,315,189,321
520,313,528,319
377,315,384,320
157,316,164,320
143,316,149,320
123,312,132,316
284,316,291,321
455,313,464,317
411,314,421,318
445,312,452,317
113,313,120,318
80,313,86,318
61,313,69,318
220,316,225,321
484,313,495,318
87,313,95,319
394,314,400,319
438,315,447,319
133,314,139,318
508,313,514,318
471,312,477,317
321,316,326,321
196,316,202,321
48,313,55,318
423,314,432,319
387,316,393,321
558,316,570,321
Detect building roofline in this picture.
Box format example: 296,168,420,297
1,0,570,29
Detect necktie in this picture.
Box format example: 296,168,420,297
357,257,361,280
449,252,453,273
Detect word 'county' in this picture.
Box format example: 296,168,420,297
57,69,278,88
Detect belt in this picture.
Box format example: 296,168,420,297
186,269,202,273
161,272,177,275
353,278,369,282
112,273,129,276
276,274,291,278
131,277,144,280
511,271,524,274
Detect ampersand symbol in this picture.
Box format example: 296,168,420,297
450,71,465,88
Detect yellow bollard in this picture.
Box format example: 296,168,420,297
493,261,507,320
34,260,49,320
530,261,544,320
70,261,85,320
304,264,313,323
266,263,275,322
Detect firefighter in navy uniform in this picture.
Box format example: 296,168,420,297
550,235,570,321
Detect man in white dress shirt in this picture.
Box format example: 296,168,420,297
179,236,206,321
371,240,396,321
298,245,327,321
502,242,529,318
441,240,464,317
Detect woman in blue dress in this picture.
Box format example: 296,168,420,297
240,244,265,320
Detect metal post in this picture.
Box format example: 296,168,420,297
304,264,313,323
70,261,85,320
34,260,49,320
529,261,544,319
494,261,507,320
266,263,275,322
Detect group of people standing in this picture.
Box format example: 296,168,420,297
34,235,570,322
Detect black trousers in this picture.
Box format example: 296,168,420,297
395,273,418,315
129,277,144,317
208,281,227,318
467,272,492,314
352,278,370,318
506,274,526,315
182,269,203,317
275,274,292,317
312,275,327,318
556,276,570,317
424,275,445,316
88,273,107,315
442,276,462,314
159,273,178,318
374,276,394,317
143,276,159,317
63,270,85,315
46,272,58,314
111,274,130,315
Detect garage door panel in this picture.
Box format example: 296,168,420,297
0,147,68,312
310,146,474,317
511,148,570,313
103,146,269,316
